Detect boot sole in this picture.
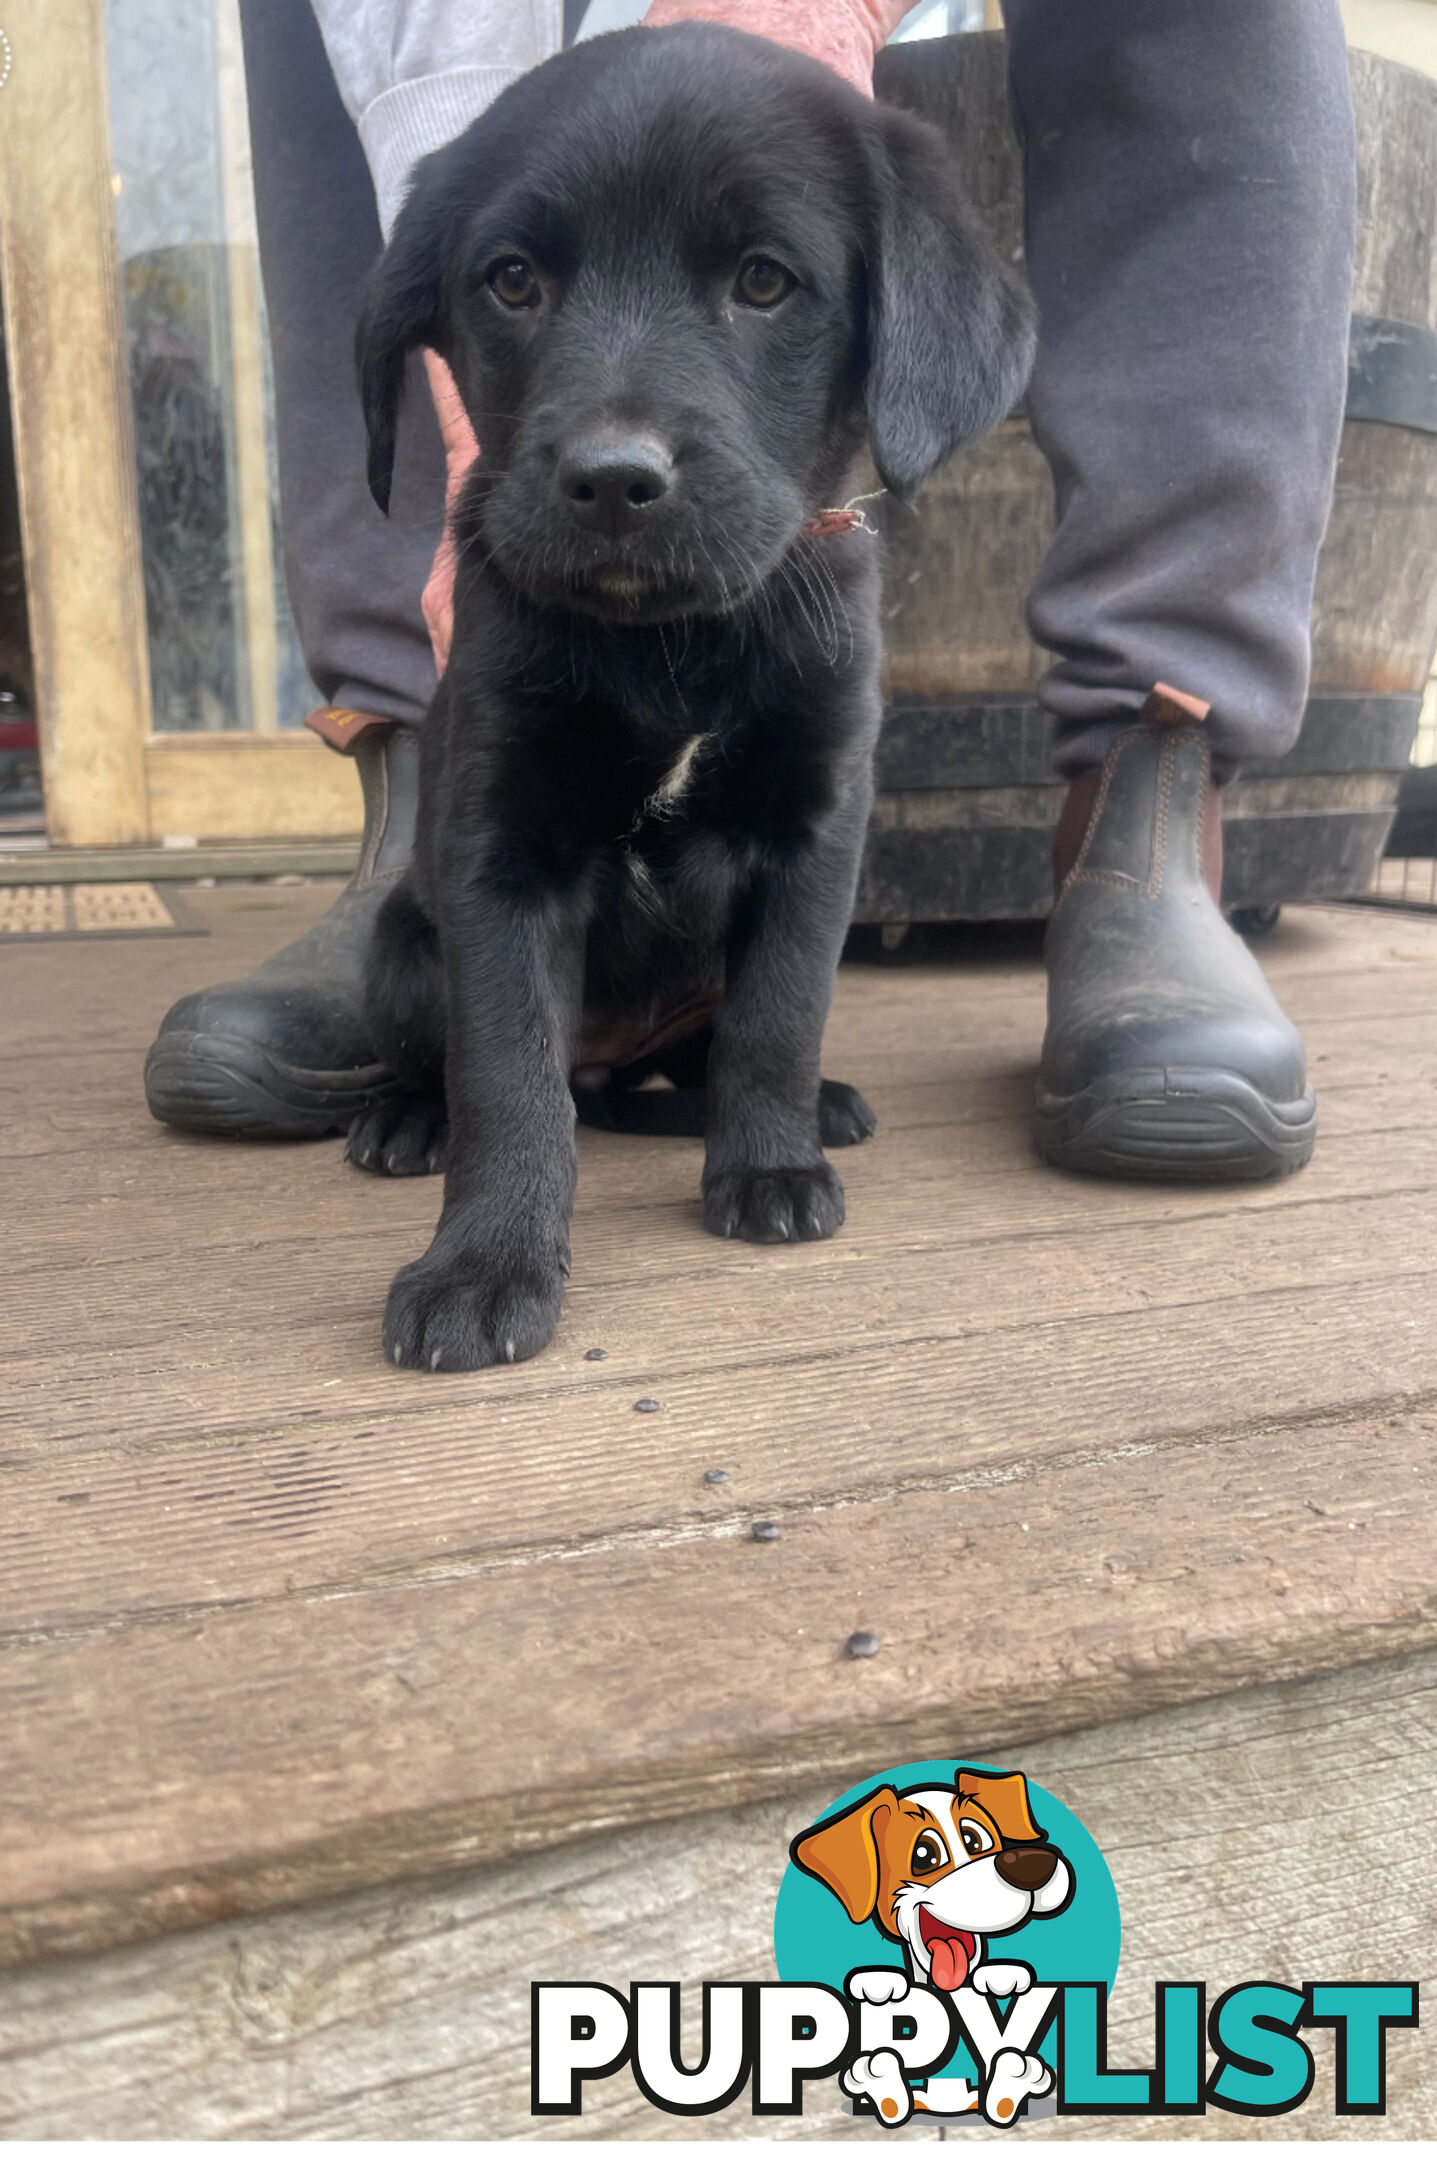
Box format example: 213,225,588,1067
1035,1067,1317,1182
144,1030,396,1140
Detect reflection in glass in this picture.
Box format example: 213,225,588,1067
106,0,311,732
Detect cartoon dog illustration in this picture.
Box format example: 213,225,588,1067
792,1767,1072,2125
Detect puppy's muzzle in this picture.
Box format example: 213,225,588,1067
558,431,675,538
994,1845,1060,1892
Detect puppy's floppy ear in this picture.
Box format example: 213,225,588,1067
792,1785,899,1925
957,1768,1045,1845
355,162,449,514
863,106,1035,500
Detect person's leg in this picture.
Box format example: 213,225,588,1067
1004,0,1356,1178
1006,0,1354,777
146,0,443,1138
242,0,445,725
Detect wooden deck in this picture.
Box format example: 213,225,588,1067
3,886,1437,1981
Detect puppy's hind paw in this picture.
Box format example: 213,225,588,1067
819,1077,876,1148
841,2049,912,2126
346,1096,447,1177
383,1249,564,1372
982,2047,1053,2127
703,1161,844,1244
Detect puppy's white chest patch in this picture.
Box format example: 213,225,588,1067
645,732,705,817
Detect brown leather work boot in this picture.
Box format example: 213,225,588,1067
1036,686,1316,1180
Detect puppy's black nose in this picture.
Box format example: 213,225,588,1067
995,1846,1058,1892
558,434,674,534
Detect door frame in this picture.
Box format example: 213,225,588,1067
0,0,359,850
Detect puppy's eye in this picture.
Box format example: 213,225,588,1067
734,256,796,309
911,1832,949,1876
489,257,541,309
959,1820,995,1858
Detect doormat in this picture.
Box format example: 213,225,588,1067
0,883,207,941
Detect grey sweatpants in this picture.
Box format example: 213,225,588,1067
239,0,446,728
240,0,1356,769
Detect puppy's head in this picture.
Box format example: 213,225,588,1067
358,23,1032,624
793,1769,1072,1991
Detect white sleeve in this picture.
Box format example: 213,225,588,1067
307,0,564,236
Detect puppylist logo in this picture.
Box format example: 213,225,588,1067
531,1758,1419,2125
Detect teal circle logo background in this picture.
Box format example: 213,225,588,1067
773,1760,1121,2005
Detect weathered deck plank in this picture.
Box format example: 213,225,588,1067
2,1649,1433,2139
1,890,1434,1970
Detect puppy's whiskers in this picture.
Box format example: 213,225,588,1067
694,534,742,641
796,537,854,668
707,533,778,652
655,620,688,716
777,554,834,664
799,545,844,664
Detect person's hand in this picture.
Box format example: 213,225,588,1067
640,0,912,96
421,348,480,675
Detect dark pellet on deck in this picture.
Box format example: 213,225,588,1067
846,1630,881,1659
634,1397,661,1413
703,1468,730,1484
584,1348,608,1362
751,1521,781,1542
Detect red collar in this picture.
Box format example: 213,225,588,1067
798,488,886,541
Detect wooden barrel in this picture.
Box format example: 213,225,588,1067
857,37,1437,921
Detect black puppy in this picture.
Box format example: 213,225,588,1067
352,23,1032,1371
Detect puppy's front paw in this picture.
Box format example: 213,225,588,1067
969,1961,1034,1999
846,1967,911,2007
703,1161,845,1243
383,1248,564,1371
819,1077,877,1148
346,1096,447,1177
